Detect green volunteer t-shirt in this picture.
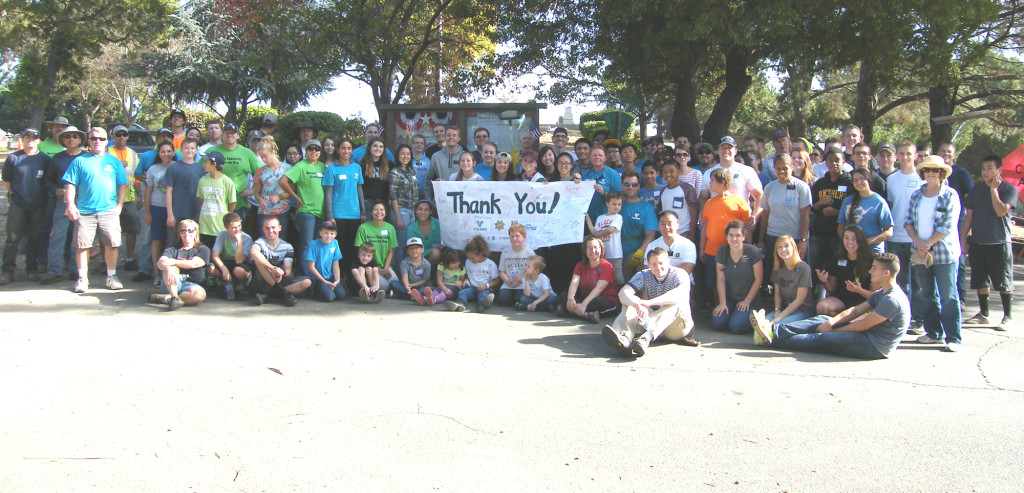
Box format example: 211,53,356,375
38,139,65,158
196,173,237,236
209,144,260,210
284,159,326,217
354,220,398,267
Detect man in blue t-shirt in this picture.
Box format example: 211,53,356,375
62,127,129,293
618,172,657,280
351,123,395,163
752,252,910,360
1,128,52,284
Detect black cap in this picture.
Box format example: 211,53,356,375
223,123,239,133
204,150,226,166
169,108,187,120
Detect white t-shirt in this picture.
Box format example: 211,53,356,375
644,235,697,275
499,245,535,290
466,257,499,287
659,183,696,234
526,272,553,297
701,163,763,201
886,170,923,243
594,213,623,259
915,195,939,239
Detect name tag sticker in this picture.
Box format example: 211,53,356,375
673,197,685,208
837,186,848,192
907,181,916,188
340,174,347,180
36,170,45,179
838,260,848,266
316,172,324,178
381,230,388,236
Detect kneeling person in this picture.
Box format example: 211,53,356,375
150,219,209,311
602,247,697,357
249,216,311,306
751,252,909,360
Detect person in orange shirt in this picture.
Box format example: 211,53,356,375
700,168,751,299
168,109,188,150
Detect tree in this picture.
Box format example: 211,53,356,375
0,0,173,129
318,0,500,125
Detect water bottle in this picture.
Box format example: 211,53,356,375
225,282,235,300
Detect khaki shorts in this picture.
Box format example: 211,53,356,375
75,209,122,249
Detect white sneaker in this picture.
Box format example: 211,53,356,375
72,277,88,293
943,342,963,352
963,312,991,325
106,275,123,290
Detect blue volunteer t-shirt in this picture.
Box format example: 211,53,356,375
474,163,494,180
306,238,342,281
838,193,893,253
322,162,364,220
620,198,658,257
351,146,395,164
63,153,129,215
583,167,623,220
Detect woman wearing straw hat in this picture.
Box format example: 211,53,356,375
904,155,963,352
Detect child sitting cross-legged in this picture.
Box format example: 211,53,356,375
443,235,499,312
432,248,466,303
351,241,385,303
390,237,434,305
306,222,346,302
515,255,555,312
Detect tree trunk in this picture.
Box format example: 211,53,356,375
853,61,879,144
702,46,755,144
669,70,701,145
785,65,811,140
929,84,954,150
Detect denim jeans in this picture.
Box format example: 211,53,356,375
886,241,923,322
312,278,346,301
392,206,414,264
46,203,75,275
517,294,555,311
808,234,839,272
457,286,492,305
711,298,762,334
3,202,45,274
37,195,55,267
498,288,523,306
767,309,812,325
957,253,967,302
913,261,962,344
773,315,885,359
294,212,322,276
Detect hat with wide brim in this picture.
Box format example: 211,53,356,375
916,155,951,180
296,121,318,136
57,125,86,143
46,116,70,127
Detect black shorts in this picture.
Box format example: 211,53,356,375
969,243,1013,292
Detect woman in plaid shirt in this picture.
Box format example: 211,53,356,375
389,144,419,262
904,155,963,352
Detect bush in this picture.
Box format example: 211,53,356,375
273,111,345,148
582,121,609,141
579,109,637,140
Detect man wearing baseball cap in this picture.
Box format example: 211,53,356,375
551,127,576,160
260,113,278,137
168,109,188,149
699,136,764,227
37,117,69,157
1,128,52,285
62,127,129,293
209,123,261,226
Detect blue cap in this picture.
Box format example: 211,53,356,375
204,150,225,166
719,136,737,147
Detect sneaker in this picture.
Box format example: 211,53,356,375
479,292,495,311
630,334,651,357
373,290,386,303
442,300,466,312
907,321,925,336
358,289,370,303
253,293,268,306
149,293,171,304
996,316,1011,332
601,325,633,357
917,334,945,344
105,275,123,290
39,272,63,284
424,289,435,306
132,271,151,282
515,302,527,311
964,312,991,325
26,272,39,282
750,309,774,346
282,292,298,307
72,277,88,293
167,296,185,311
943,342,963,352
584,311,600,323
124,259,139,271
410,289,425,305
679,336,700,347
0,273,12,285
555,304,568,317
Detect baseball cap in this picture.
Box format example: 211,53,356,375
204,150,226,166
719,136,737,148
406,237,424,248
305,139,322,149
111,125,129,136
262,113,279,125
21,127,39,138
878,143,896,154
247,129,266,141
157,127,173,136
772,129,789,140
552,127,568,136
519,149,538,161
696,142,714,153
223,123,239,133
169,108,187,119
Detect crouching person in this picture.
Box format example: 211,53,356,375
150,219,209,311
751,252,909,360
249,216,311,306
601,247,697,357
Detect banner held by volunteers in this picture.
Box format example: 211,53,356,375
432,180,595,251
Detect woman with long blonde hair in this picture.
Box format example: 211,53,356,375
150,218,210,311
759,235,814,325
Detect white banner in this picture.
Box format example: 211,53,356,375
431,180,595,251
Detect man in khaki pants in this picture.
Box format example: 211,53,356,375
602,247,696,357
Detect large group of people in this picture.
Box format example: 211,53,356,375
2,112,1019,361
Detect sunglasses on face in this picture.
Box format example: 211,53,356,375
622,182,639,187
698,150,712,155
115,133,128,138
88,136,107,142
675,153,689,157
180,228,196,234
307,147,322,152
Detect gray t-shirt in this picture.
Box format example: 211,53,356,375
865,286,911,358
967,181,1019,244
213,230,254,261
762,179,812,238
160,160,208,220
770,260,815,314
499,246,535,290
253,237,294,268
399,257,432,286
715,243,763,303
626,266,688,308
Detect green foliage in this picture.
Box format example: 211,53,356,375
242,106,276,135
581,121,609,141
579,109,627,125
0,86,29,133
